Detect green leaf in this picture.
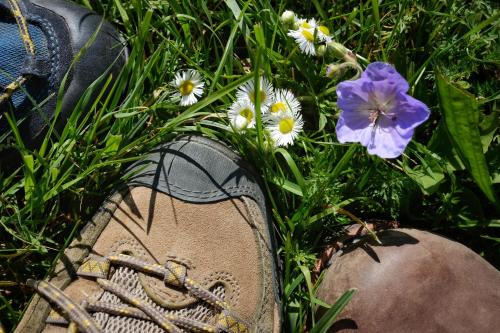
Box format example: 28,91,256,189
318,113,327,132
269,176,303,196
403,143,446,195
427,111,498,187
331,145,357,179
284,274,304,299
23,154,35,201
274,148,306,192
113,0,131,34
436,74,498,206
298,265,315,313
310,288,357,333
224,0,249,37
479,110,498,153
103,134,123,155
427,121,465,172
480,235,500,243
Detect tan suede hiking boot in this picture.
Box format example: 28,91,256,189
15,136,282,333
316,228,500,333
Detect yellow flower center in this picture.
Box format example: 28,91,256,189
301,30,315,42
271,102,287,113
249,90,267,104
301,21,312,29
279,117,295,134
239,108,254,122
179,80,194,96
318,25,330,35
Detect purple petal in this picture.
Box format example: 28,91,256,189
367,124,414,158
337,112,414,158
336,78,376,113
362,62,409,93
335,110,374,144
390,93,431,130
370,79,406,108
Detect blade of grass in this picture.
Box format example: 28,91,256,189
310,288,357,333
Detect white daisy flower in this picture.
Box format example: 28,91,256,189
235,77,274,112
171,69,205,106
288,26,316,56
266,109,304,147
269,89,301,117
228,99,256,131
294,18,317,30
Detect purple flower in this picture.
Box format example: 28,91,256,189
335,62,430,158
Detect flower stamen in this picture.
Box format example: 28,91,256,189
301,29,315,42
318,25,330,35
239,108,254,122
271,102,287,113
369,109,381,124
179,80,194,96
278,117,295,134
249,90,267,104
301,21,312,29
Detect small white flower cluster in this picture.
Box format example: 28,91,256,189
228,77,304,147
283,10,333,57
170,69,205,106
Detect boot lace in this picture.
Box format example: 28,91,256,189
29,253,250,333
0,0,35,105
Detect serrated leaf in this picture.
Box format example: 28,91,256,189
436,74,498,205
404,142,446,194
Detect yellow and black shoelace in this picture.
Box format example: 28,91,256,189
30,254,250,333
0,0,35,105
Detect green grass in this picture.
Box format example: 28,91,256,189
1,0,499,331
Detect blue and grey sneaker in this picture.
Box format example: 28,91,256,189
0,0,127,153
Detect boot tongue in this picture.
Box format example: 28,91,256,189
0,13,50,107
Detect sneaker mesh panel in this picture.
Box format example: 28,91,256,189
94,266,226,332
0,14,49,107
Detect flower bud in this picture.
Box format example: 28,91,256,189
326,41,357,62
316,44,327,57
325,63,345,79
232,116,249,131
326,62,363,80
280,10,296,27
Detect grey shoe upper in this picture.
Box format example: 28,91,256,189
127,136,267,212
